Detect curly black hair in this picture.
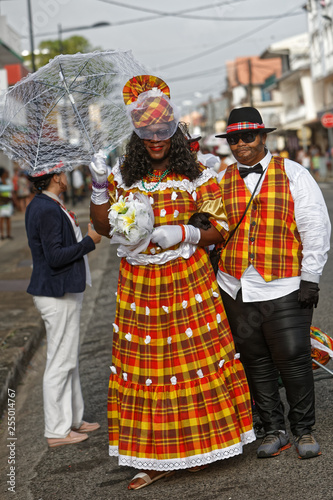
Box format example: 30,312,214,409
120,123,201,186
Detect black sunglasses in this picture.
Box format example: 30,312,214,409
226,131,259,146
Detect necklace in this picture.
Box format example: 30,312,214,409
142,168,170,192
54,199,79,226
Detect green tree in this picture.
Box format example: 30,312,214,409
23,35,97,70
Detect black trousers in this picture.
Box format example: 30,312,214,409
220,288,315,437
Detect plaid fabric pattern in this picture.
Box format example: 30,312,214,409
123,75,170,105
131,95,174,128
219,156,302,281
226,122,265,133
107,169,253,465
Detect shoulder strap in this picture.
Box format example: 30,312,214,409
224,167,266,247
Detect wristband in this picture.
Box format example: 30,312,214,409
92,179,109,189
180,224,186,242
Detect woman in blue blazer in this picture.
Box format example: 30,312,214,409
26,168,102,447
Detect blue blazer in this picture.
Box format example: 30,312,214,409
25,193,96,297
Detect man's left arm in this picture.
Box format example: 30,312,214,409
288,161,331,307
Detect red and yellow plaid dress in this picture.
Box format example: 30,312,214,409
107,163,254,471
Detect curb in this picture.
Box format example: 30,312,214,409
0,321,45,417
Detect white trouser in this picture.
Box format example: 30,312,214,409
33,293,84,438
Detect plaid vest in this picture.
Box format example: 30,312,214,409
219,156,302,281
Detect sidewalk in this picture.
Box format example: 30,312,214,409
0,198,94,416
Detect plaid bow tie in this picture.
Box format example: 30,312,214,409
239,163,263,179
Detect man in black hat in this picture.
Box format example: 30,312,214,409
215,106,331,459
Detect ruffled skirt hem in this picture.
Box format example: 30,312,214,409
108,429,256,470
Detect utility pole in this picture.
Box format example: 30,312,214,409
58,24,64,53
248,58,253,107
27,0,36,72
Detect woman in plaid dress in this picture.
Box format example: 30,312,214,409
90,75,255,490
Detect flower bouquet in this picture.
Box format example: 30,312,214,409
108,192,154,256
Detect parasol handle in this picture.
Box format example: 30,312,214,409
59,69,96,154
312,359,333,376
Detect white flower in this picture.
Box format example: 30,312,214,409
182,300,188,309
212,289,219,298
216,313,221,324
145,306,150,316
197,369,204,378
110,366,117,374
145,335,151,344
131,303,136,311
170,376,177,385
167,336,172,344
123,372,128,381
171,192,178,200
125,333,132,341
160,209,167,217
113,323,119,333
219,359,225,368
173,210,179,218
185,328,193,338
207,323,211,331
192,191,197,201
108,192,154,248
195,294,202,303
162,305,169,313
146,378,152,386
149,197,154,205
234,353,240,360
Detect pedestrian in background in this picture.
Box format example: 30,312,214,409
90,75,254,490
0,167,14,240
25,166,102,448
17,171,31,212
215,107,331,460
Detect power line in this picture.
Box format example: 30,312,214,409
97,0,246,17
158,3,306,70
98,0,303,22
168,66,227,83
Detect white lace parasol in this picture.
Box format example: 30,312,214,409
0,50,147,174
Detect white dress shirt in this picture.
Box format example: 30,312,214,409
217,151,331,302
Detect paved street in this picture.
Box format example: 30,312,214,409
0,187,332,500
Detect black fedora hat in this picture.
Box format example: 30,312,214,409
216,107,276,138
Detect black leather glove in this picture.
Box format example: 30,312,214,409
188,212,212,230
298,280,320,308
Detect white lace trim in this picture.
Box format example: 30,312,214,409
112,162,217,194
117,241,197,265
108,429,255,470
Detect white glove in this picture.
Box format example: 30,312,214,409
151,225,201,250
89,150,109,205
89,150,108,184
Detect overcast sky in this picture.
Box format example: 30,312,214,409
0,0,308,111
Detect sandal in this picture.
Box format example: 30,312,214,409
128,471,172,490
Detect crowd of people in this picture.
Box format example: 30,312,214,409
4,73,330,492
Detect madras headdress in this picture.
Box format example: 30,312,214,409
123,75,180,140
